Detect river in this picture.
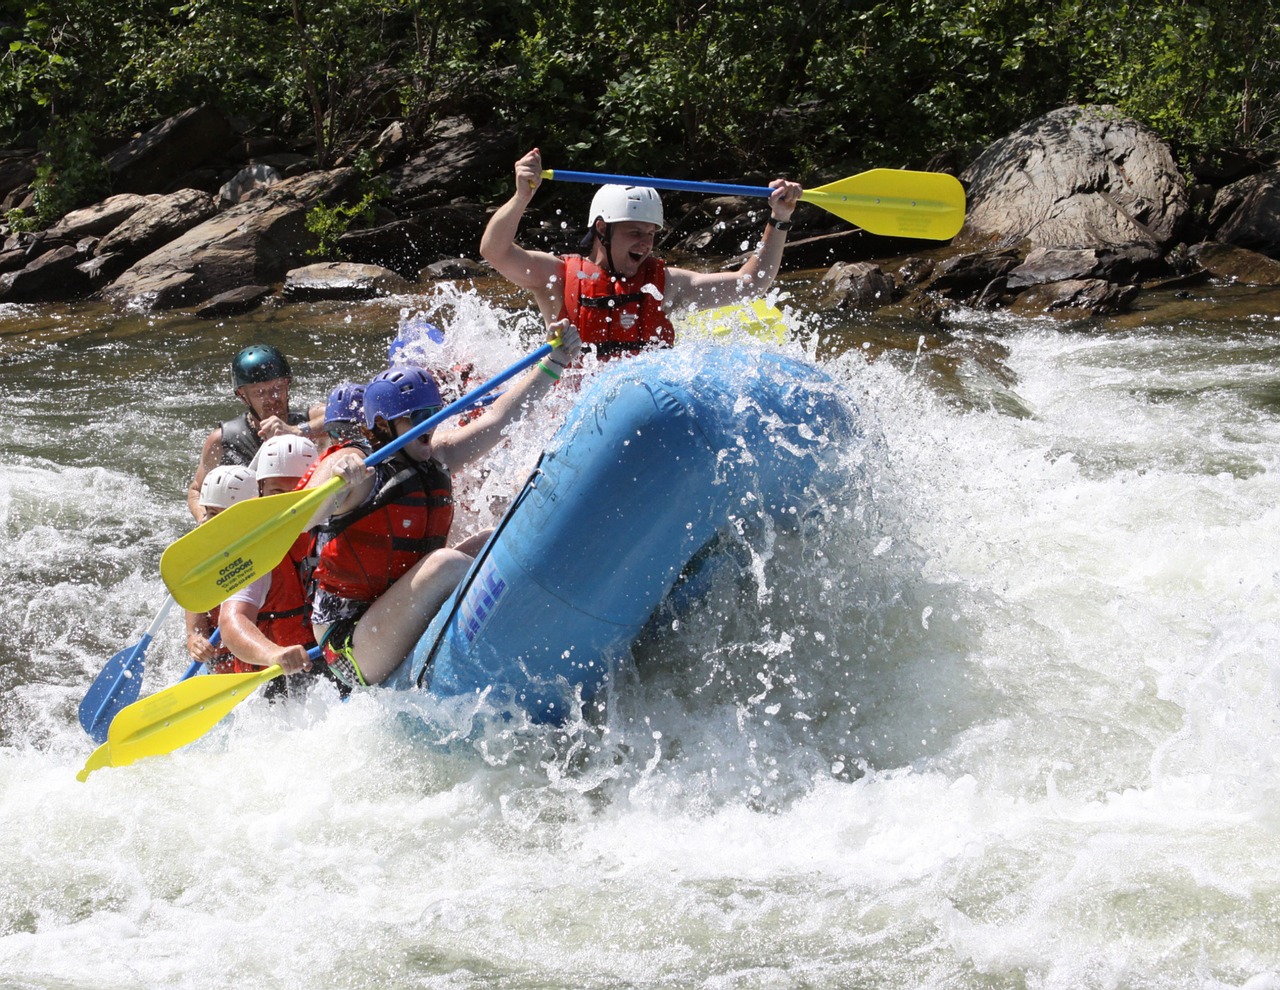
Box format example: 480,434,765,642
1,278,1278,989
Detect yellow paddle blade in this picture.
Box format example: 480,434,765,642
100,666,284,771
675,300,788,343
77,741,113,782
806,168,966,240
161,477,344,612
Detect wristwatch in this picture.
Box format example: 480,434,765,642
766,216,793,231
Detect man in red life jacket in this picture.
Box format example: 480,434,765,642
217,435,323,696
480,147,801,360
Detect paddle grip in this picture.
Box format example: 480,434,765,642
144,595,177,638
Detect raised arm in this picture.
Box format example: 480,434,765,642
664,178,803,313
479,147,568,321
431,321,582,471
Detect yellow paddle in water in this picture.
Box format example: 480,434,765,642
675,299,788,344
76,661,296,780
161,341,559,612
541,167,966,240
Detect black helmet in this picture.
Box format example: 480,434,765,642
231,344,291,388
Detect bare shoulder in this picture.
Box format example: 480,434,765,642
196,426,225,467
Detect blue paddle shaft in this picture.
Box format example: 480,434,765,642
364,344,554,468
546,169,773,201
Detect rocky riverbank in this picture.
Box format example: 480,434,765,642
3,104,1280,322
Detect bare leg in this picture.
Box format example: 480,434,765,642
350,548,473,684
452,529,493,557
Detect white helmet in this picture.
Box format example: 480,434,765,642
587,185,664,228
199,465,257,510
251,434,318,481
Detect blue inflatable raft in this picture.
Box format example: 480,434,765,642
387,346,860,721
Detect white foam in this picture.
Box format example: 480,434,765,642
3,302,1279,987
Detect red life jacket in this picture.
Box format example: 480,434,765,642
299,438,368,489
313,457,454,604
559,254,675,360
257,533,316,651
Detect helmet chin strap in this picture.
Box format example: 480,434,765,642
234,388,262,427
592,221,619,276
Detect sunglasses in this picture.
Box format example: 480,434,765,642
407,404,444,428
325,421,364,440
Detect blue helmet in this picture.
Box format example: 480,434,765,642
324,381,366,427
363,366,443,428
388,319,445,365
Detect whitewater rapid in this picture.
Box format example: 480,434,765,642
1,291,1277,989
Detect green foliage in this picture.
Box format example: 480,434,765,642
4,208,40,233
25,113,110,227
305,191,376,258
2,0,1279,206
1095,0,1280,153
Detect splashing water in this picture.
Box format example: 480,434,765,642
1,293,1278,988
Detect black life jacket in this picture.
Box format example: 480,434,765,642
220,409,308,466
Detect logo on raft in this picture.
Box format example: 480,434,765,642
459,558,507,644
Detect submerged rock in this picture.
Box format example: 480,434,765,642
195,284,274,318
1007,278,1140,317
820,261,896,310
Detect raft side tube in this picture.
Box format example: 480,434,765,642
391,348,861,722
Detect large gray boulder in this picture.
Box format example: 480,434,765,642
95,188,218,264
960,105,1188,253
99,168,359,310
45,194,153,240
